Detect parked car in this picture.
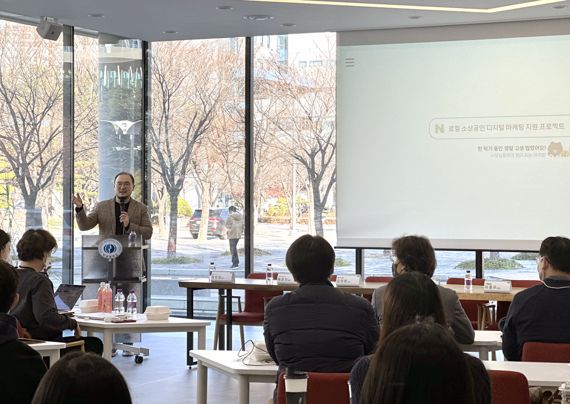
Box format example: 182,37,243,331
188,208,230,239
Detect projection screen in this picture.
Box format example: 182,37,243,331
336,19,570,250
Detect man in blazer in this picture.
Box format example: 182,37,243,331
73,172,153,240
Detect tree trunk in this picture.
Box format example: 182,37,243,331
313,203,324,237
24,195,42,229
197,188,211,242
167,191,180,258
309,180,325,236
157,191,168,235
307,184,316,235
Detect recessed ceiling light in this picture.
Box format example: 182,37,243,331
162,30,178,34
553,3,567,8
217,5,234,10
409,15,421,19
281,23,296,27
88,13,105,18
243,14,275,21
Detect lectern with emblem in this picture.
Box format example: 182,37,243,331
81,234,147,302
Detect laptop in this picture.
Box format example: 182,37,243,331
54,284,86,314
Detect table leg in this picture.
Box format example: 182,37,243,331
238,375,249,404
187,288,196,366
197,327,206,349
219,289,225,350
226,288,233,350
197,361,207,404
49,350,60,366
102,330,114,361
480,347,489,361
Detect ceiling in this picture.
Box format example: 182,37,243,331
0,0,569,41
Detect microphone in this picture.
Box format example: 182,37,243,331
119,197,126,234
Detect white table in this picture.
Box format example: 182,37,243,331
76,314,210,361
190,349,278,404
28,340,66,365
484,360,570,387
461,330,502,361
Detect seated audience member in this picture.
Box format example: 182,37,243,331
360,322,478,404
263,234,379,373
0,229,28,337
502,236,570,361
0,229,13,266
0,261,47,404
371,235,474,344
11,229,103,355
351,272,490,404
31,351,132,404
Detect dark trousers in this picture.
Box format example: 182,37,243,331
229,238,239,267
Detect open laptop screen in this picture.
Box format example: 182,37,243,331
54,284,85,312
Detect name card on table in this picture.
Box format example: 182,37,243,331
277,273,296,285
210,271,235,283
484,279,512,293
336,274,362,287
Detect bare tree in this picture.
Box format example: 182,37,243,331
0,25,63,228
150,40,236,256
257,38,336,236
74,35,101,209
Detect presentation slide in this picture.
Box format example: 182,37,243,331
337,30,570,250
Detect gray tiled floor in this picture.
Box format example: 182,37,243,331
112,324,275,404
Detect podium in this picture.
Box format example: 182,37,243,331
81,234,147,302
81,235,149,351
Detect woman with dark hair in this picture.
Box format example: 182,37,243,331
379,271,446,341
360,322,476,404
31,351,132,404
371,235,474,344
0,229,12,265
350,272,490,404
11,229,103,354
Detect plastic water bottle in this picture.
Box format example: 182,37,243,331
208,262,215,281
266,264,273,284
114,288,125,314
126,290,137,316
97,282,105,312
464,270,473,292
128,230,137,247
103,283,113,313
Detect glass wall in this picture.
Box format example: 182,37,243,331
0,16,542,315
253,33,337,274
0,21,64,285
148,39,245,314
73,33,100,284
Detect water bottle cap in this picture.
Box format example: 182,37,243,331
210,262,214,264
268,264,272,267
130,289,135,293
117,288,123,292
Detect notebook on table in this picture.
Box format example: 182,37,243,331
54,284,86,314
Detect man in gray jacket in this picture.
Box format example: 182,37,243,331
372,235,475,344
225,206,243,269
